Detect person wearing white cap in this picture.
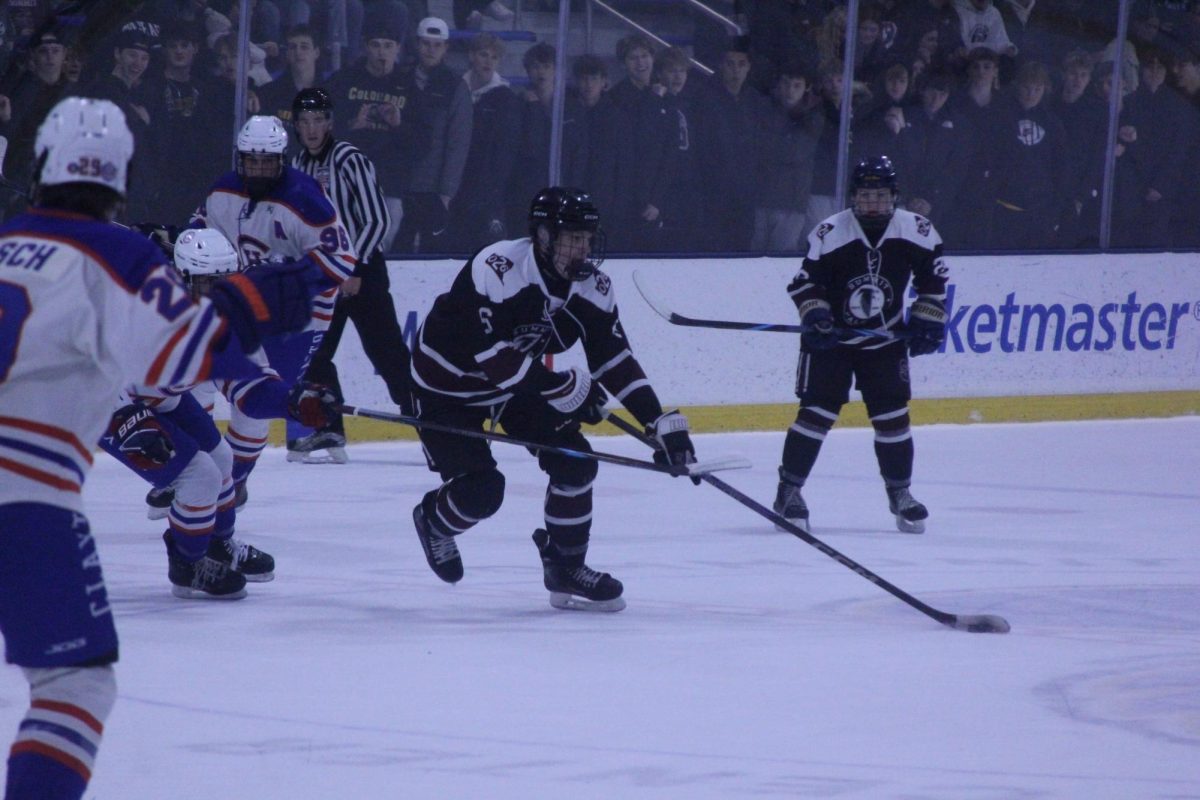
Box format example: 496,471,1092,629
396,16,473,252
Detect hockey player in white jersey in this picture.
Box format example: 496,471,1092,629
0,98,322,800
190,115,357,496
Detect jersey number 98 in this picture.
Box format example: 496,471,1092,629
320,226,350,254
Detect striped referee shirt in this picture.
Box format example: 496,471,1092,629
292,138,391,261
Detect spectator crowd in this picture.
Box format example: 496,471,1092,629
3,0,1200,253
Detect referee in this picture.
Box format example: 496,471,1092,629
288,87,412,462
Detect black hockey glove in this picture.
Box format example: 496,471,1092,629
287,381,339,429
208,259,323,353
800,305,839,351
108,404,175,472
907,296,947,357
647,410,699,484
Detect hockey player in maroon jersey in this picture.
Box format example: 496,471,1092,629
775,156,948,535
408,187,698,611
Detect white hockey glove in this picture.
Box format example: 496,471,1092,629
543,368,608,427
646,410,699,484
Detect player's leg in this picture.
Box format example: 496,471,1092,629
205,437,275,581
348,253,412,411
289,303,349,461
266,331,346,463
856,345,927,533
500,398,623,611
162,450,247,599
775,347,852,531
225,405,269,506
0,504,119,800
411,398,503,583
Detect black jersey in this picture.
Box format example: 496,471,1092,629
787,208,948,350
412,237,663,423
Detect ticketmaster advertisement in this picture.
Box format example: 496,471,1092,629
326,252,1200,410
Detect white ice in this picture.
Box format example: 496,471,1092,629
3,417,1199,799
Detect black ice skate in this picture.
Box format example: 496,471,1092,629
772,480,809,533
207,535,275,581
145,486,174,521
163,532,247,600
887,486,928,534
533,529,625,612
286,430,348,464
413,502,463,583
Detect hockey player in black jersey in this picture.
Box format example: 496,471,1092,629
408,187,698,611
775,156,948,534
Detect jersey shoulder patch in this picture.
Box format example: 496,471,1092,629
570,269,617,312
469,239,537,303
808,209,860,253
890,210,943,249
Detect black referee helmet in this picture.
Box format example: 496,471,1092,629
292,87,334,119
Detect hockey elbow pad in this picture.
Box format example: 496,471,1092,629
907,296,947,357
208,260,322,352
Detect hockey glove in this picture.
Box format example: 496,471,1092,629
907,296,947,357
108,404,175,471
287,381,339,429
208,259,323,353
800,305,839,351
647,410,699,484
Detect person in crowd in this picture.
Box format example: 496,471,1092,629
326,14,426,252
653,46,710,250
1048,48,1106,245
1167,46,1200,247
951,0,1018,63
257,24,324,125
453,0,513,29
288,87,413,460
985,60,1069,249
0,29,69,216
447,32,523,250
753,62,824,252
905,69,976,242
408,186,697,611
893,0,961,73
806,57,870,235
398,16,472,253
774,155,947,535
853,61,919,179
949,47,1004,248
855,2,896,85
569,53,618,224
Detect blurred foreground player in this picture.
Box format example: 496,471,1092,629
775,156,948,534
409,187,698,611
0,97,319,800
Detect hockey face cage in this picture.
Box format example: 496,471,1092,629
529,186,606,281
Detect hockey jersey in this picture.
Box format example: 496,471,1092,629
412,237,664,424
789,208,948,350
190,167,357,330
0,209,263,511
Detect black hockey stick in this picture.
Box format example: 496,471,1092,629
631,271,906,340
605,412,1010,634
339,404,752,479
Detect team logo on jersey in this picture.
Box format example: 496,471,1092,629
512,322,551,355
843,273,895,322
594,273,611,295
238,234,271,266
916,217,931,237
816,223,833,240
485,253,513,280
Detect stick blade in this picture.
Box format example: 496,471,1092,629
687,456,753,476
949,614,1011,634
631,270,677,323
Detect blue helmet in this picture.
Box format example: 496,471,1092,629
851,155,898,194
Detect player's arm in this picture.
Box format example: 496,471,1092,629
906,234,949,356
341,150,390,260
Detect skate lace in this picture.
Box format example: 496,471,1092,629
428,532,459,564
570,565,603,589
193,557,229,588
223,538,250,570
890,488,917,512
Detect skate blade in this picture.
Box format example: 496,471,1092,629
170,585,248,601
240,572,275,582
290,448,349,465
894,515,926,534
548,592,626,612
774,518,809,534
146,506,169,521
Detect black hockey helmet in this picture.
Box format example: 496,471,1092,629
850,155,898,228
528,186,605,280
292,87,334,119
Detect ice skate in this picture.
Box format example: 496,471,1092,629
887,486,928,534
772,480,809,533
413,502,463,583
163,532,247,600
145,486,174,520
533,529,625,612
286,430,348,464
208,535,275,581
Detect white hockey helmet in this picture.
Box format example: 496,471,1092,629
236,115,288,154
34,96,134,195
174,228,239,293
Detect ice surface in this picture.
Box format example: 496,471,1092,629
3,417,1199,798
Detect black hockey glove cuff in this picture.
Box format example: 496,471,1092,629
907,297,947,357
800,304,838,351
646,410,699,484
108,404,175,472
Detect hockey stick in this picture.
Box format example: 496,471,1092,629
631,270,905,340
339,404,752,479
605,412,1010,634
